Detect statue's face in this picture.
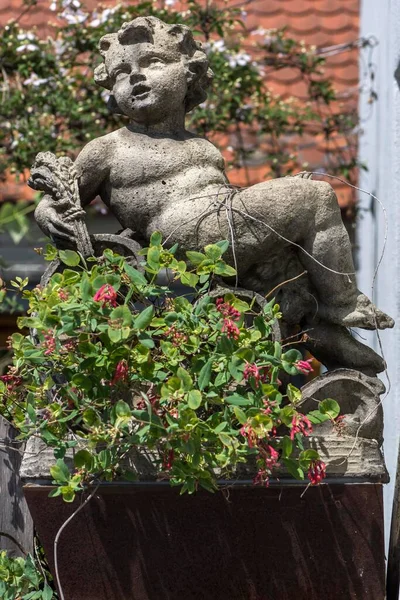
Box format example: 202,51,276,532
107,42,188,124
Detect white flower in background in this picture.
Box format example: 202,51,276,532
89,7,118,27
60,7,88,24
17,31,37,41
10,134,25,149
101,90,110,103
49,1,57,10
251,28,267,36
212,39,227,53
165,0,176,6
23,73,50,87
53,39,66,56
228,52,251,68
16,43,39,52
62,0,81,7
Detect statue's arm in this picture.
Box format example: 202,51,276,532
34,139,109,247
74,138,109,206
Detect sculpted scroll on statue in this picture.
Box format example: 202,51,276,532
30,16,393,378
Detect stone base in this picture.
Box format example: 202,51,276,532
24,482,385,600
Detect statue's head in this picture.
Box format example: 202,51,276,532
94,17,213,123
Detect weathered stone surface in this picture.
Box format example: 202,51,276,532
20,433,388,483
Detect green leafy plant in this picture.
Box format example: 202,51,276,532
0,551,55,600
1,0,366,188
0,236,334,501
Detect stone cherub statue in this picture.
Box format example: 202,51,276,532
27,15,393,480
30,16,393,376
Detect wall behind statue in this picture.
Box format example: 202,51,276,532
358,0,400,547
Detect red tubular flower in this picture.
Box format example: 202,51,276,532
240,422,257,448
0,373,23,390
295,358,314,375
163,449,175,470
43,333,56,356
243,363,261,387
221,318,240,340
263,445,279,469
111,360,129,385
308,459,327,485
93,284,118,308
290,413,313,440
216,298,241,321
253,468,270,487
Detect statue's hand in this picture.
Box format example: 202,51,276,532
35,195,77,250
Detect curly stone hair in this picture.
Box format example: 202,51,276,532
94,16,213,113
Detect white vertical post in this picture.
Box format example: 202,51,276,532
359,0,400,548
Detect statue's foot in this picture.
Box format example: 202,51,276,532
319,293,395,330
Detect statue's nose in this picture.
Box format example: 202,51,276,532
129,70,146,85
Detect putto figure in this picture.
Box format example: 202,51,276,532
32,16,393,374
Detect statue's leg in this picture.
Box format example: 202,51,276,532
298,181,393,329
232,178,394,330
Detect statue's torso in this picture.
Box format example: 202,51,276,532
84,127,229,238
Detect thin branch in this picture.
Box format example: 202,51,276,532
54,483,100,600
0,531,28,556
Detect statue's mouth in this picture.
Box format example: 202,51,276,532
132,84,151,99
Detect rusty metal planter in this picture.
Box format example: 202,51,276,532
24,481,385,600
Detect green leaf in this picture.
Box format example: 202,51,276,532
83,408,100,427
107,326,122,343
27,403,37,423
186,251,206,265
280,436,293,459
198,358,213,390
214,261,237,277
204,244,222,261
219,433,233,447
59,249,80,267
150,231,162,246
282,349,302,363
228,356,245,382
283,458,304,480
233,406,247,425
60,486,75,502
180,272,199,288
147,246,160,269
71,373,93,391
287,383,302,405
110,305,132,326
177,366,193,391
74,449,93,470
133,305,154,330
307,410,330,424
50,459,70,484
215,240,229,254
42,583,54,600
123,263,147,286
299,449,320,462
274,341,282,359
24,554,39,587
225,394,252,406
80,273,91,301
320,398,340,419
115,400,131,418
187,390,202,410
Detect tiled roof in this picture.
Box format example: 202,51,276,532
0,0,360,208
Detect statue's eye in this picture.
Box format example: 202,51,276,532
147,57,165,67
113,68,130,80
